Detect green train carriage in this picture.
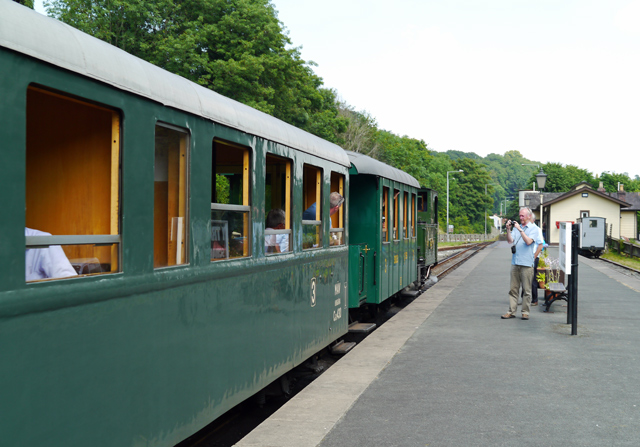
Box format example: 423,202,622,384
346,151,422,309
417,188,439,282
0,3,349,446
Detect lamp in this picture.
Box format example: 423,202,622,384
536,168,547,190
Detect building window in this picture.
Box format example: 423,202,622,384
25,86,121,282
265,154,292,254
211,139,251,260
330,172,345,246
154,124,189,268
302,165,322,249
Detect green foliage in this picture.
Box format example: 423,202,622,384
45,0,344,139
42,0,637,237
532,163,593,192
215,174,230,204
448,158,494,233
336,105,379,155
590,171,640,193
374,130,433,187
13,0,34,8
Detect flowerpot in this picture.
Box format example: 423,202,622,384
538,281,546,289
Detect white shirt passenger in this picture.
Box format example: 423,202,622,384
25,227,78,281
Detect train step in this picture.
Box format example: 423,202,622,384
400,288,420,298
330,340,357,355
348,322,377,334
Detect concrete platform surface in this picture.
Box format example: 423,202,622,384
236,242,640,447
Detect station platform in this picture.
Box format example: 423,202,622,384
236,241,640,447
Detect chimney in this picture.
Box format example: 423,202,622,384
618,184,626,202
597,181,606,193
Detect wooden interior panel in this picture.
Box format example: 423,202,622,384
411,194,416,236
393,189,399,239
303,165,321,217
154,182,169,267
383,187,389,242
266,155,291,229
26,87,117,267
155,126,188,268
404,192,408,236
330,173,344,229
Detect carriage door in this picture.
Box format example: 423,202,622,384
348,243,369,307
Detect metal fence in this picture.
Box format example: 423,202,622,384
438,233,497,243
607,236,640,260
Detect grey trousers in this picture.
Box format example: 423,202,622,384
508,264,534,316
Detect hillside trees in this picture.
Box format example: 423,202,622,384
448,158,494,234
528,163,593,193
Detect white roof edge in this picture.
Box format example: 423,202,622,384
0,1,349,167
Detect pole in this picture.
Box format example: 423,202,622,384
570,223,579,335
484,184,487,241
445,170,462,243
447,172,450,242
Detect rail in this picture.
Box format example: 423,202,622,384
432,242,491,278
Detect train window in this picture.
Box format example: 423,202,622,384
382,187,389,243
211,140,251,261
330,172,345,246
154,124,189,269
302,164,322,249
393,189,400,241
265,154,292,254
411,194,416,237
403,192,409,239
25,86,121,282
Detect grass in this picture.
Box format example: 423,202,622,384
600,250,640,271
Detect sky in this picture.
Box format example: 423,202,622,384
269,0,640,179
35,0,640,179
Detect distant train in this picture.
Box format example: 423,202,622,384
0,3,437,446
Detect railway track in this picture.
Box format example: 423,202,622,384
430,242,493,279
178,242,491,447
590,255,640,279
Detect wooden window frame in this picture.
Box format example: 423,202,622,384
154,123,189,269
302,164,323,250
265,154,292,255
25,86,122,281
211,139,251,261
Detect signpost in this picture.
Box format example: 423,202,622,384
559,222,579,335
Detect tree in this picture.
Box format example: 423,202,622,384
374,130,433,188
336,104,379,156
591,172,640,193
530,163,593,193
13,0,34,8
45,0,345,139
449,158,494,234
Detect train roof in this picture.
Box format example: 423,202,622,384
0,2,350,168
346,151,421,188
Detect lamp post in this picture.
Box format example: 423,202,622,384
485,184,488,241
523,163,547,227
484,183,497,241
446,170,463,242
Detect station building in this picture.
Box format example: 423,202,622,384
523,181,640,244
